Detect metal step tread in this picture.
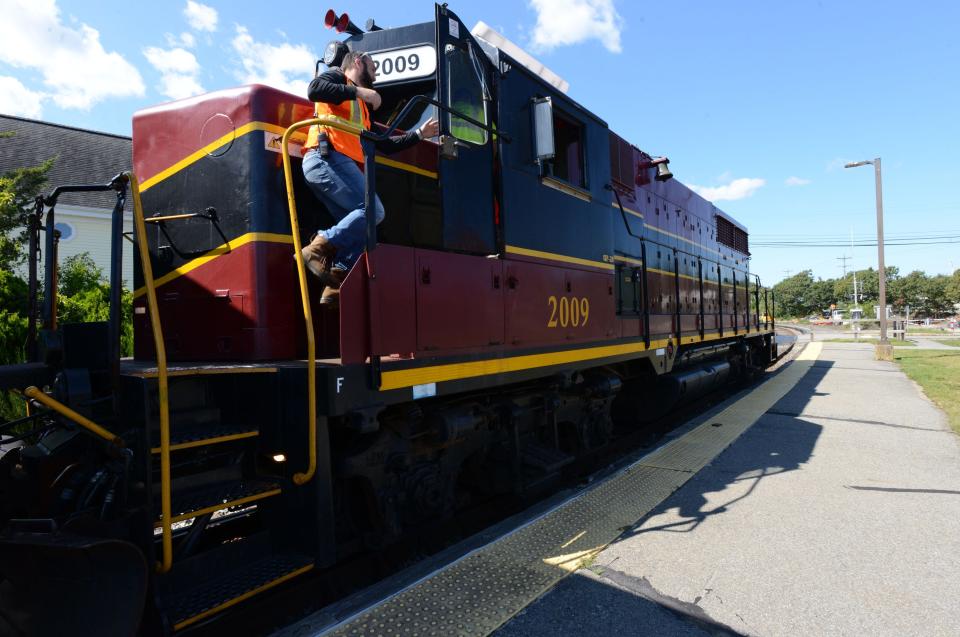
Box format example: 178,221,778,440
167,552,313,631
155,478,281,525
521,441,575,473
151,423,259,453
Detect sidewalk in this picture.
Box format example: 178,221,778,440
496,342,960,636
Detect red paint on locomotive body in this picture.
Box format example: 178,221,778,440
133,240,298,360
503,260,617,348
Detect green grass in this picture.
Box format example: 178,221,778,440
823,338,916,346
893,350,960,434
939,340,960,348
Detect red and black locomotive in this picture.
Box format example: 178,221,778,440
0,5,775,634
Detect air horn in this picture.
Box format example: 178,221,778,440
324,9,363,36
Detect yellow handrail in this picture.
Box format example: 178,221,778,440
124,171,173,574
23,386,125,447
144,213,199,223
281,116,363,486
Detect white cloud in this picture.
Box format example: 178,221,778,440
165,32,197,48
184,1,218,32
157,74,205,100
528,0,623,53
144,47,199,75
785,176,811,186
144,46,204,100
230,26,315,96
0,76,45,118
0,0,144,111
690,177,766,202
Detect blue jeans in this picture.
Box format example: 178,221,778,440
302,148,385,271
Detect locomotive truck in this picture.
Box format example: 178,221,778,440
0,5,775,634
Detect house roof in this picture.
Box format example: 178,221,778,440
0,114,132,211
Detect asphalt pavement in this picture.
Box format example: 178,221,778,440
496,341,960,636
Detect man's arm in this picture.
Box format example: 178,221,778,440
307,69,356,104
374,131,420,154
374,117,440,154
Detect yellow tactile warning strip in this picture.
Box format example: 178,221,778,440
320,342,822,637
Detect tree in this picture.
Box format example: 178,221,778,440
946,269,960,312
896,270,931,315
56,254,134,358
808,278,835,313
0,146,51,421
772,270,829,318
926,274,952,317
0,274,28,421
0,140,52,271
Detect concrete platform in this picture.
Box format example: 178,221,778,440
496,342,960,636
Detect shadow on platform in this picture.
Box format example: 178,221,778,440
623,361,831,538
494,567,744,637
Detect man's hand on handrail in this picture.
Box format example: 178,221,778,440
417,117,440,140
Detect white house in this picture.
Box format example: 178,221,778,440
0,114,133,288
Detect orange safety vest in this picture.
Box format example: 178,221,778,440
304,76,371,164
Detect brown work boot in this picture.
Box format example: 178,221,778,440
300,233,337,285
320,268,347,306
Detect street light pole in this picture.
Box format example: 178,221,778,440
873,158,888,345
845,157,891,359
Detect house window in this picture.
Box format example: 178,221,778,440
55,221,75,242
547,110,585,188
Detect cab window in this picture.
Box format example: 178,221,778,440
547,109,585,188
444,44,488,145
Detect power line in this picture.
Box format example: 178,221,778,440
752,230,960,239
753,238,960,248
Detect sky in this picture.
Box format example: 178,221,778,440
1,0,958,286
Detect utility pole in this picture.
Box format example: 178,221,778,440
837,255,850,279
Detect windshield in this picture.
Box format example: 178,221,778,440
370,79,438,138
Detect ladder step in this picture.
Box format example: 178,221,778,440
167,552,313,631
155,479,281,526
151,423,259,453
